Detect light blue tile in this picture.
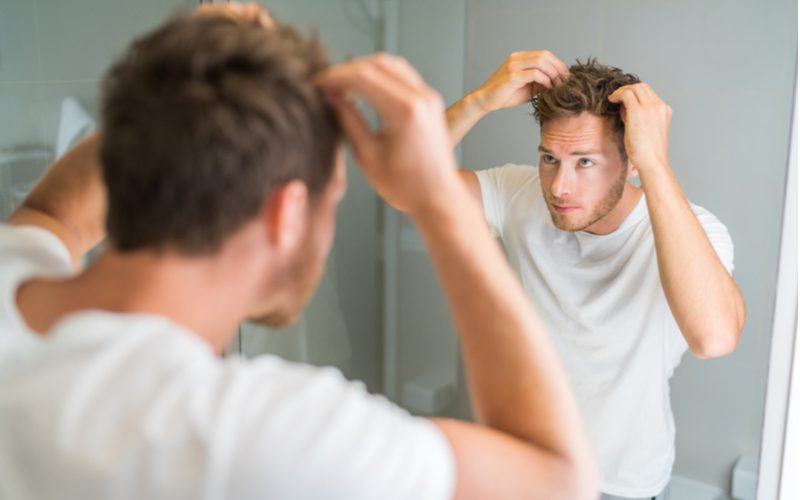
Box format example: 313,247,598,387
0,0,41,81
34,0,195,82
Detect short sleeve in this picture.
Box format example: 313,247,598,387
210,356,455,500
0,224,73,341
690,204,735,274
474,164,537,237
0,223,72,273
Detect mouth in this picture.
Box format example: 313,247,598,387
552,203,579,214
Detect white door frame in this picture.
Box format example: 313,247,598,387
758,60,798,500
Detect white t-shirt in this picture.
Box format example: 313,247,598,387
0,224,455,500
476,164,734,498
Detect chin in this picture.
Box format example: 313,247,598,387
550,213,588,232
247,309,301,329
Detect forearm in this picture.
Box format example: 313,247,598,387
446,93,488,148
640,163,746,358
7,133,106,266
411,175,591,465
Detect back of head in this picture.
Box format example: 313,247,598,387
533,58,640,160
101,12,340,255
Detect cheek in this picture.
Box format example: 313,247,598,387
539,168,555,193
583,166,618,194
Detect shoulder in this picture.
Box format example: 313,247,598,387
206,354,455,498
0,223,73,274
687,202,731,235
0,224,74,333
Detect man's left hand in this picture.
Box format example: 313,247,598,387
608,83,672,172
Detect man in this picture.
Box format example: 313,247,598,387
446,53,746,500
0,6,597,500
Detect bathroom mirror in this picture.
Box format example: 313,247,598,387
0,1,795,499
362,1,796,498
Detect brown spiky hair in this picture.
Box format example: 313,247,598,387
533,58,640,162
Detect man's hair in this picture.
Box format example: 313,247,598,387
533,58,640,161
100,13,341,254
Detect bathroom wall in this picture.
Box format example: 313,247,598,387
0,0,195,217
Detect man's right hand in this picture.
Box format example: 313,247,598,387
470,50,569,113
446,51,569,148
316,54,461,218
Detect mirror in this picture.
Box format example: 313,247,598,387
0,1,795,499
373,1,795,498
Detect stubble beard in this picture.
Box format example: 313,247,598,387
247,236,323,329
546,167,628,232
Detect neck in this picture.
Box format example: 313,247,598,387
18,240,271,354
85,250,253,351
584,182,643,235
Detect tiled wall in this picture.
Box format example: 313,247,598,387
0,0,194,216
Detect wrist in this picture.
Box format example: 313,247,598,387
408,170,476,224
635,157,671,176
637,159,675,189
463,90,494,116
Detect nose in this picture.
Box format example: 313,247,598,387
551,166,575,199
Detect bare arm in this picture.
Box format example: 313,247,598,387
318,54,596,500
448,51,568,209
446,51,569,148
6,133,106,267
610,84,746,359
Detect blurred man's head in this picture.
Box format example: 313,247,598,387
532,59,641,232
99,11,343,326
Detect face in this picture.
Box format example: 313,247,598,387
538,112,630,233
250,152,347,327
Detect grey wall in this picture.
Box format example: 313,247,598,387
0,0,195,146
454,0,795,493
0,0,195,218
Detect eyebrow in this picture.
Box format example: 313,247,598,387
538,146,602,156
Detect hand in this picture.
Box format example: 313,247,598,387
470,51,569,113
194,2,274,29
608,83,672,172
316,54,459,216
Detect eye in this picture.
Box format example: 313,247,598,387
541,154,558,165
578,158,594,168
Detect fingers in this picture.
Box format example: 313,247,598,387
508,50,570,85
326,93,375,164
517,68,558,91
316,54,440,131
611,83,666,104
608,86,640,117
371,54,428,93
195,2,274,28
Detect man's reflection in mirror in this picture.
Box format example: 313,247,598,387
447,55,746,500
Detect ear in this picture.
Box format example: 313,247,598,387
626,159,639,180
262,180,310,252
